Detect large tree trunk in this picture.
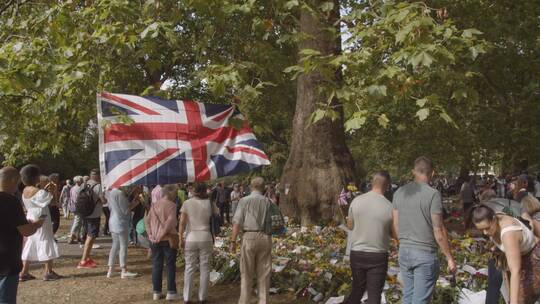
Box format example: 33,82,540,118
279,0,355,225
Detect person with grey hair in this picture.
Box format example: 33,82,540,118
68,176,84,244
346,171,397,304
392,157,456,304
0,166,43,303
230,177,273,304
60,179,73,219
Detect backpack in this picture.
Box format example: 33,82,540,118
136,218,146,236
264,199,285,236
74,183,99,217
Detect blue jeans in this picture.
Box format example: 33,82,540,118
398,246,440,304
0,275,19,304
150,241,177,294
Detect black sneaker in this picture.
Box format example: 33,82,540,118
43,272,63,281
19,274,36,282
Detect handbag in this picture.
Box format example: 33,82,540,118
264,198,285,236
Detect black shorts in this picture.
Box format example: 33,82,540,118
83,218,100,238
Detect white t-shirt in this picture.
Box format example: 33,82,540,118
180,198,214,242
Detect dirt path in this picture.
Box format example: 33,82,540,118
18,220,296,304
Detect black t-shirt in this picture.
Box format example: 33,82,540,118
0,192,28,275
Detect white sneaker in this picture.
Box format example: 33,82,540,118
121,271,138,279
165,293,181,301
106,269,113,278
153,293,163,301
92,244,101,249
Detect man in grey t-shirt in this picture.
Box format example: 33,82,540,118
392,156,456,304
346,171,396,304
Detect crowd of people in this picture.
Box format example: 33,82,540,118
0,163,281,304
345,157,540,304
1,158,540,304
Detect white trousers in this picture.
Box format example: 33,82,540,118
183,241,213,302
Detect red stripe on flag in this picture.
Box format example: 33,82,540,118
104,123,191,142
101,92,160,115
184,101,211,181
226,146,269,160
199,125,253,144
110,148,179,188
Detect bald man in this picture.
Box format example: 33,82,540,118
0,166,43,304
346,171,397,304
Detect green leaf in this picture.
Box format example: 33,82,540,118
395,24,413,44
395,9,410,22
344,115,366,132
410,51,434,67
469,46,479,59
284,0,299,10
320,2,334,13
462,28,483,38
311,109,326,123
451,89,468,100
367,85,387,97
416,97,428,107
439,112,453,124
283,65,303,74
299,48,321,56
377,114,390,128
416,108,430,121
141,22,159,39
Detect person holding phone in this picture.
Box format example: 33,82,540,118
0,166,44,304
19,165,62,282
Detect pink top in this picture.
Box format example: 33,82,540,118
151,185,162,204
145,197,177,243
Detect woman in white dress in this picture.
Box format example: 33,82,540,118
19,165,61,281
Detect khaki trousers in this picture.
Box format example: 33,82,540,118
238,232,272,304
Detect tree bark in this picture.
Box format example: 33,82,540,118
279,0,355,225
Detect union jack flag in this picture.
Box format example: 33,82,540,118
97,92,270,189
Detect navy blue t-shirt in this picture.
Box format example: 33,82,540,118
0,192,28,275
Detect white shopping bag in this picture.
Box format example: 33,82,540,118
458,288,486,304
